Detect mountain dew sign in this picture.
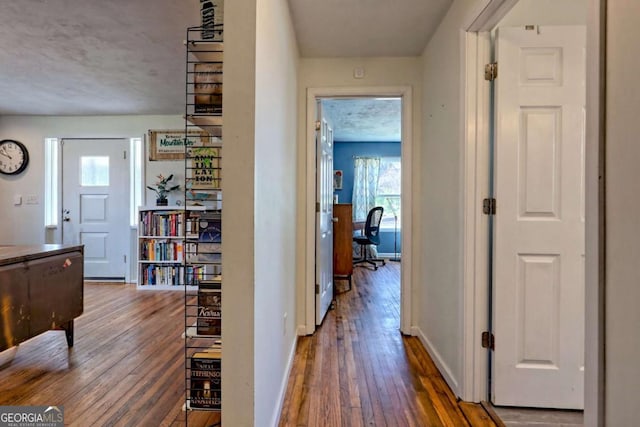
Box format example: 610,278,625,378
149,130,209,161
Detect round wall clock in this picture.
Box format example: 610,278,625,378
0,139,29,175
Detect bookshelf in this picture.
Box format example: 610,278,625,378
137,206,214,291
183,22,224,422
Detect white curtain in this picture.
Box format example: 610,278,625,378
352,157,380,221
352,157,381,259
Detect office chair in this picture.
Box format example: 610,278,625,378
353,206,386,270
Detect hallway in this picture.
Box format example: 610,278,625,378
279,262,498,426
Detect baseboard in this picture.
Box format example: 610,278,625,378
413,325,460,397
377,253,402,259
270,334,299,427
296,325,307,336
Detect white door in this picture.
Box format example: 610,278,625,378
316,101,334,325
62,139,130,280
492,26,586,409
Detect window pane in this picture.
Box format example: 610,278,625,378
81,156,109,186
377,158,401,195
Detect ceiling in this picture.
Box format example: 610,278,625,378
322,98,401,142
0,0,451,139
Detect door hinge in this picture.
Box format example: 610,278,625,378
485,62,498,81
483,198,496,215
315,120,321,131
481,331,495,350
316,202,320,212
315,284,320,294
123,150,127,160
123,255,127,263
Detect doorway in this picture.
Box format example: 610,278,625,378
61,138,130,280
303,86,413,335
461,0,597,416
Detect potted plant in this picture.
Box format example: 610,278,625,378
147,174,180,206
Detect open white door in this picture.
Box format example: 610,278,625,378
492,26,586,409
62,139,130,280
315,100,334,325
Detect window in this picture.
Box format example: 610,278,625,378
44,138,59,228
80,156,110,186
375,157,401,230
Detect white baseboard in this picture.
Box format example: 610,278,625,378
296,325,307,336
377,253,402,259
270,334,299,427
412,326,460,397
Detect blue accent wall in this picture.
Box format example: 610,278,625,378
333,141,401,255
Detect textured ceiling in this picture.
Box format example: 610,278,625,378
288,0,452,57
0,0,449,124
322,98,401,142
0,0,200,115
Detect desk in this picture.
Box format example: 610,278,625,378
333,204,353,290
0,244,84,351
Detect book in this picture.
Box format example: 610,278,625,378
198,214,221,243
190,350,222,410
197,288,222,336
194,63,223,113
187,146,221,190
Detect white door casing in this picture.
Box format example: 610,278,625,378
315,101,334,325
62,139,130,279
493,25,586,409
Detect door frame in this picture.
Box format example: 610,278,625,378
460,1,604,425
54,137,135,283
304,86,413,335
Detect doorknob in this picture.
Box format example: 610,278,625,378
63,217,71,222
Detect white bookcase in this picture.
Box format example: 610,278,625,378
137,205,211,291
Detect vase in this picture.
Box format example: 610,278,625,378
156,198,168,206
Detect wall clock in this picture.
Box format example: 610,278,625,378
0,139,29,175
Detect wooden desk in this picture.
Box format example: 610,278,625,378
333,204,353,290
0,244,84,351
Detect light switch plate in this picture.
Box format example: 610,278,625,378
13,195,22,205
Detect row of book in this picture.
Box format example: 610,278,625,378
139,264,213,286
139,210,184,237
140,239,184,262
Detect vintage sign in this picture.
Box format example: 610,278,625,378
148,130,210,161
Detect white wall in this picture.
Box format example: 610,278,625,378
605,1,640,425
222,0,257,425
419,0,480,395
295,56,423,331
254,0,299,425
499,0,587,27
0,114,184,282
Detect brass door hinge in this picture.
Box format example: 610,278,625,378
482,331,495,350
485,62,498,81
483,198,496,215
315,284,320,294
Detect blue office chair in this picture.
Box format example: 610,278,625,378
353,206,386,270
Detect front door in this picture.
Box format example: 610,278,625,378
316,100,334,325
492,25,586,409
61,139,130,280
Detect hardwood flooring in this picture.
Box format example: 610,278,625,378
279,262,498,427
0,283,219,427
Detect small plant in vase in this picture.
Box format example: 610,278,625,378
147,174,180,206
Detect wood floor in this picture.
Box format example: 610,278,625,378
0,263,499,427
0,283,219,427
279,262,498,427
